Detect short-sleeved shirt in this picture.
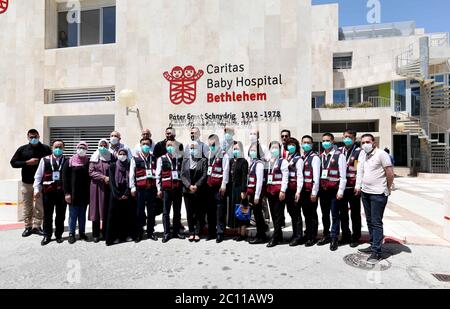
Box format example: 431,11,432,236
356,148,393,195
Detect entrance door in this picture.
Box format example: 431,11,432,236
393,135,408,167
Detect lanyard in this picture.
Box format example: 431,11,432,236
166,154,178,171
208,151,220,166
344,145,356,164
50,156,64,172
139,153,152,170
268,158,279,175
321,150,334,170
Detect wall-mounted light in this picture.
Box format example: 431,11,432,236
118,89,143,130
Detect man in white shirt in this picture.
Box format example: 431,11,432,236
132,128,156,156
317,133,347,251
109,131,132,160
355,134,394,264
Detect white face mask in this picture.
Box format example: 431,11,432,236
77,149,87,157
110,137,119,145
118,155,127,162
362,143,374,154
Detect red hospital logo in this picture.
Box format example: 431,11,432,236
0,0,8,14
164,65,204,105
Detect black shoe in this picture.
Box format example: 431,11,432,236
234,235,247,242
305,239,315,247
93,237,100,243
266,238,279,248
350,241,360,248
206,235,216,241
317,236,331,246
126,237,133,242
32,227,44,236
289,237,302,247
113,239,120,245
79,233,88,241
162,235,170,243
56,237,64,244
339,238,351,246
22,227,33,237
367,252,382,264
249,237,267,245
330,240,339,251
148,234,158,241
216,234,224,243
174,233,185,240
68,234,76,244
41,236,51,246
358,246,373,254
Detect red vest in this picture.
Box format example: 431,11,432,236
207,152,225,188
160,155,182,191
338,146,361,188
288,155,302,192
302,152,317,192
134,154,156,189
320,150,342,191
247,160,265,196
42,156,65,193
267,158,284,196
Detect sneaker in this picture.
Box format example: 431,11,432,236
358,246,373,254
68,234,76,244
367,252,382,264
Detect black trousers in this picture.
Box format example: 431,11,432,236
300,190,318,241
249,194,267,239
106,197,134,244
267,193,285,241
286,189,303,240
136,187,157,237
43,190,66,238
206,187,226,236
162,187,183,236
184,192,202,235
341,188,362,242
319,189,337,238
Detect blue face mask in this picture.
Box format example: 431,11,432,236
99,147,109,155
225,133,233,141
287,145,296,154
271,148,280,158
29,138,39,145
302,143,312,152
249,150,258,159
166,146,175,154
190,149,198,157
322,141,333,150
233,150,241,158
141,145,151,154
53,148,63,157
209,145,216,152
343,137,354,147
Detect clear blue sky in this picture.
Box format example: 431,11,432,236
312,0,450,33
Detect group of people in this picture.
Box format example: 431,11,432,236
10,125,394,263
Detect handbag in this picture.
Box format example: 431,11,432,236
235,203,251,221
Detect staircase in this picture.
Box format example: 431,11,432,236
395,36,450,173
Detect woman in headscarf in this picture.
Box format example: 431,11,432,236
63,141,90,244
105,149,133,246
89,139,114,242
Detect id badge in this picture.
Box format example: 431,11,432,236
172,171,179,180
146,169,153,179
289,172,296,177
207,166,213,176
52,171,60,181
304,171,311,177
321,169,328,179
267,175,273,184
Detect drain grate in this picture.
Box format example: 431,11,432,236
343,253,392,271
432,273,450,282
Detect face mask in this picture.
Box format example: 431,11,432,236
190,149,198,157
249,135,258,143
99,147,109,155
362,143,374,154
233,150,241,158
225,133,233,142
77,149,87,157
271,148,280,158
118,155,127,162
343,138,354,147
209,145,216,153
287,145,296,154
141,145,151,154
302,144,312,152
29,138,39,145
166,146,175,154
110,137,119,145
322,141,332,150
53,148,63,157
249,150,258,159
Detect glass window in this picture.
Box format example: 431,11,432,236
58,12,78,47
312,92,326,108
411,87,421,116
394,80,406,111
80,9,100,46
348,88,361,107
333,90,346,104
102,6,116,44
333,56,352,69
433,75,444,83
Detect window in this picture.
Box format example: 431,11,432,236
348,88,362,107
312,92,326,108
312,122,377,133
411,87,421,116
333,90,346,105
394,80,406,111
57,5,116,48
432,74,445,84
333,53,353,70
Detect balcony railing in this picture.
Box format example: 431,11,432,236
314,96,401,109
